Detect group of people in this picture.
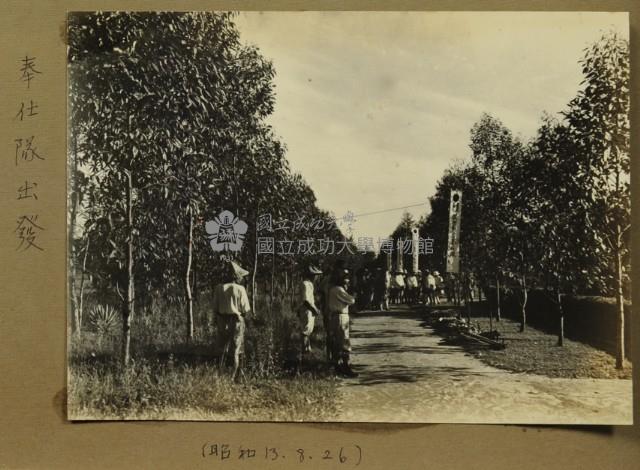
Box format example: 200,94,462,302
309,261,359,378
210,258,473,381
352,267,449,310
210,259,359,381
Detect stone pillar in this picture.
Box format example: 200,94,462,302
411,227,419,273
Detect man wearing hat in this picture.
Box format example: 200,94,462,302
297,264,323,365
328,271,358,377
319,259,347,362
212,260,251,381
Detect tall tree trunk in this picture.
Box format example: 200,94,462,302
69,236,80,337
290,271,296,310
251,224,258,314
270,253,275,314
193,262,198,302
123,169,134,366
614,226,625,369
185,204,194,341
556,287,564,347
519,275,528,333
69,136,80,337
78,235,90,332
495,275,501,322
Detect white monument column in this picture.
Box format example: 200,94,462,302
411,227,419,273
396,238,404,272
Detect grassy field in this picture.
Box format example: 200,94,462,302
68,292,339,420
450,314,633,380
68,355,338,420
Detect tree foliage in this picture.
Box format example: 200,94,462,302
68,12,359,362
412,31,629,354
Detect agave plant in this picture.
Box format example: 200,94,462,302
89,304,119,338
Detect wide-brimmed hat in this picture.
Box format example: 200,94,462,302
229,260,249,279
433,270,440,276
308,264,323,275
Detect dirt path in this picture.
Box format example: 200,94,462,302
334,305,632,424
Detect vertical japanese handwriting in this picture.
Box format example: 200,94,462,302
13,54,44,252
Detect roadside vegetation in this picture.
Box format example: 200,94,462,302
68,294,339,420
460,316,632,380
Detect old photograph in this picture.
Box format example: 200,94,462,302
67,11,631,423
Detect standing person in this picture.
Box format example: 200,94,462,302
319,271,333,362
328,273,358,377
406,270,418,304
360,268,374,310
425,270,437,306
374,267,391,311
467,272,476,303
462,272,474,305
389,270,398,305
384,268,391,309
421,269,430,304
392,269,406,304
212,260,251,382
368,269,376,310
403,270,411,304
445,273,455,304
434,271,444,305
297,265,323,366
374,267,390,311
319,259,346,362
453,273,461,306
414,270,423,304
400,268,407,304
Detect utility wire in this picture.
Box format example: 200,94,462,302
334,201,428,220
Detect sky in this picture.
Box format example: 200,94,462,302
234,12,628,244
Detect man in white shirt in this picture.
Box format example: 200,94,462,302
319,259,347,362
328,273,358,377
425,271,437,306
434,270,444,305
212,260,251,381
298,264,322,365
406,270,419,304
391,269,406,304
383,269,391,310
374,267,390,311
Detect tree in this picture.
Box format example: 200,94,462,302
67,133,91,337
501,144,541,332
468,114,526,321
390,211,416,270
529,115,598,346
565,31,630,366
68,12,278,361
69,12,159,364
